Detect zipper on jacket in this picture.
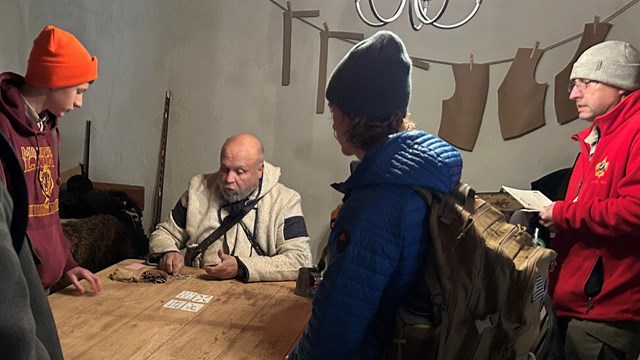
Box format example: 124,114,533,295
586,297,594,313
575,178,583,200
573,143,589,201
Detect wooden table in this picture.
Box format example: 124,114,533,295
48,259,312,360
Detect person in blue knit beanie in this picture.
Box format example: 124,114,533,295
289,30,463,359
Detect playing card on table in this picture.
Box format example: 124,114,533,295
180,302,204,312
125,262,146,270
192,294,213,303
175,291,198,300
163,299,187,309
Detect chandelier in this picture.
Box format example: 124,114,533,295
355,0,483,30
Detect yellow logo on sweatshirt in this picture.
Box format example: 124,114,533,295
28,199,59,217
595,157,609,178
20,146,56,209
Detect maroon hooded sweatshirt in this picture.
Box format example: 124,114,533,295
0,72,77,289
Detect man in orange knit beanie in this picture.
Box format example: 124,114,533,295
0,25,102,295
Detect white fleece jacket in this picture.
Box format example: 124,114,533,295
149,162,312,282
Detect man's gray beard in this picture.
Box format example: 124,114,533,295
221,191,244,203
219,183,257,203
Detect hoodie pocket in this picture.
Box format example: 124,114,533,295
583,256,604,312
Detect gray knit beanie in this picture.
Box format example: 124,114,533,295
326,30,412,118
571,40,640,91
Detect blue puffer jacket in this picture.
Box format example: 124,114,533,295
290,130,462,359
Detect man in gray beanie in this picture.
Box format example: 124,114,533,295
539,40,640,360
289,30,462,359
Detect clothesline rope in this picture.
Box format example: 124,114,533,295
268,0,640,67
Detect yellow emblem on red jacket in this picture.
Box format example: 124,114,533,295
595,157,609,178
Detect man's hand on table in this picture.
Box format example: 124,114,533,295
159,251,185,276
202,249,239,280
66,266,102,294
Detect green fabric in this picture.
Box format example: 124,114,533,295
565,318,640,359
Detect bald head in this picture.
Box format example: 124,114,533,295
221,133,264,163
218,133,265,203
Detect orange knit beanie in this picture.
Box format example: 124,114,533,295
24,25,98,88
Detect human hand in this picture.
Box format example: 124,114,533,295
66,266,102,294
159,251,184,276
538,202,558,233
202,249,238,280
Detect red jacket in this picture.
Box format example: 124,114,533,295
551,90,640,321
0,72,77,289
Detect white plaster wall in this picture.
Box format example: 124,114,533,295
2,0,639,260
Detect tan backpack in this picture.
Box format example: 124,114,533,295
382,183,557,360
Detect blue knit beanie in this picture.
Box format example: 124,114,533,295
326,30,412,118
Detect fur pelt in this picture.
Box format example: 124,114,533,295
51,175,149,293
51,214,149,293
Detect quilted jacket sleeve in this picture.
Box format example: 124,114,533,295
290,187,427,359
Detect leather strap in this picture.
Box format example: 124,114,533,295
185,196,263,266
238,220,266,256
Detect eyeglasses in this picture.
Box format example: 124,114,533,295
568,79,599,93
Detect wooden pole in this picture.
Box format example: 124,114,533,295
150,91,171,235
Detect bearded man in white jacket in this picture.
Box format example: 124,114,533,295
149,133,312,282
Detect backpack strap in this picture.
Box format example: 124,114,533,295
456,183,476,214
411,186,445,321
437,183,475,224
412,183,477,326
0,132,29,254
